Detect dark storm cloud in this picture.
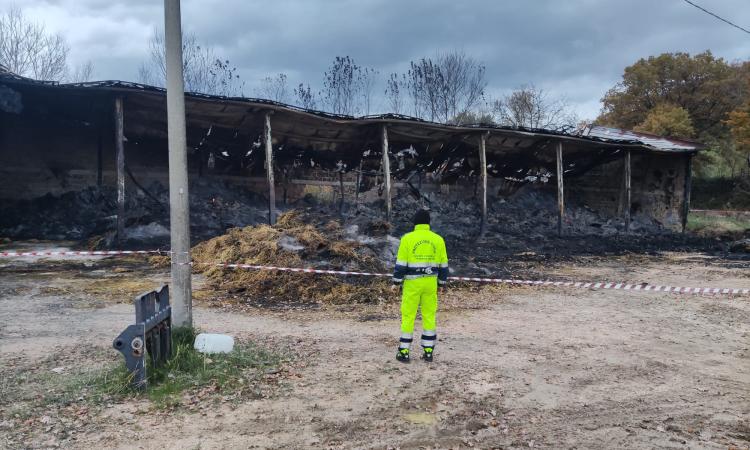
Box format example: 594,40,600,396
4,0,749,118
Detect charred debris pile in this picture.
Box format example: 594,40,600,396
0,179,269,246
0,176,716,262
190,210,392,305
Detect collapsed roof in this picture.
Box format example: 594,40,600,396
0,73,701,181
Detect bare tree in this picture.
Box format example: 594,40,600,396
400,51,486,123
360,67,378,115
139,28,244,96
321,56,376,116
68,60,94,83
293,83,317,110
493,84,577,131
256,73,288,103
0,6,68,81
385,72,404,114
437,51,486,123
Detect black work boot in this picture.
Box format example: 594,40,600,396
396,348,410,363
422,348,433,363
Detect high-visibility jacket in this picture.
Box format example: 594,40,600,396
392,224,449,285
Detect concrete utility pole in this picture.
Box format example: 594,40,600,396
164,0,192,327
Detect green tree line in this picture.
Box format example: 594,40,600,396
596,51,750,178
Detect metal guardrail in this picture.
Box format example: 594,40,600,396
113,285,172,388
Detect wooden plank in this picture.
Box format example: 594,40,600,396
264,112,276,224
556,141,564,236
382,125,392,221
479,132,488,236
682,154,693,233
625,150,631,232
115,96,125,241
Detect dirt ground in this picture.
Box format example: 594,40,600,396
1,247,749,449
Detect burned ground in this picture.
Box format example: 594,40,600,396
0,178,730,275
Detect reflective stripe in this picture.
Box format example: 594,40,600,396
392,277,403,282
438,280,447,285
404,273,438,280
406,261,438,268
438,263,449,268
395,260,408,266
421,330,436,348
399,333,412,349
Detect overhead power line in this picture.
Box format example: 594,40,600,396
681,0,750,35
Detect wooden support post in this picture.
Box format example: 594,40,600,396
556,141,564,236
355,160,362,202
624,150,631,232
338,170,345,216
197,147,203,178
682,154,693,233
114,96,125,241
381,124,392,222
263,112,276,225
478,133,488,236
283,167,289,205
96,130,103,187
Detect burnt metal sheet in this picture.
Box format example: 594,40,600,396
0,73,701,155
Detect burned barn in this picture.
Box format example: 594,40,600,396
0,71,700,247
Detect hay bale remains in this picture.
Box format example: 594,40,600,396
192,210,392,304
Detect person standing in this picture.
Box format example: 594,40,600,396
392,209,448,363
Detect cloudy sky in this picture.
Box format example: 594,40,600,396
5,0,750,120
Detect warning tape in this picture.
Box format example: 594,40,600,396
0,250,167,257
1,251,748,296
208,263,750,296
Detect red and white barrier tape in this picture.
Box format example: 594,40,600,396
1,251,747,296
208,262,750,296
0,250,166,257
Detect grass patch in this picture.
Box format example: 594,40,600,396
60,328,284,408
687,214,750,238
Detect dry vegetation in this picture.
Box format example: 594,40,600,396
191,210,392,304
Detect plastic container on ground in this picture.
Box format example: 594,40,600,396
194,333,235,354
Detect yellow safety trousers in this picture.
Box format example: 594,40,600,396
400,276,438,334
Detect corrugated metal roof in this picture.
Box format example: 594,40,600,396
582,125,702,152
0,71,700,155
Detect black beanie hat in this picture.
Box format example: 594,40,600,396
413,209,430,225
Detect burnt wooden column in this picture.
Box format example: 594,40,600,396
263,112,276,225
381,124,392,221
96,131,103,187
478,132,488,236
624,150,632,232
682,154,693,233
114,96,125,240
355,160,362,202
556,141,564,236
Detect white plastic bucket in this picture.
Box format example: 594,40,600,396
193,333,235,354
